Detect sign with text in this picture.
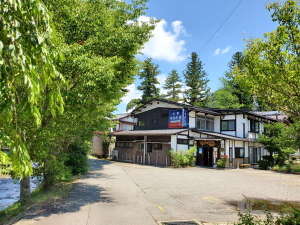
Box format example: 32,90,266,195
168,109,189,128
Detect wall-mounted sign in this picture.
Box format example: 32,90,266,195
168,109,189,128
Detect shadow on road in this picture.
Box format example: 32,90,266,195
20,159,114,221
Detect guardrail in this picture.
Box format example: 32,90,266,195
0,163,12,176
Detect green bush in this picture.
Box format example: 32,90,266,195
259,155,274,170
216,158,227,168
259,159,270,170
277,208,300,225
272,163,300,173
291,164,300,173
64,143,88,175
169,146,196,168
234,209,300,225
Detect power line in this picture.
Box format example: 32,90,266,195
199,0,243,51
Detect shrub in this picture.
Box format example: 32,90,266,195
258,159,270,170
272,163,300,173
64,143,88,175
277,208,300,225
259,155,274,170
216,157,227,168
291,164,300,173
169,146,196,168
234,209,300,225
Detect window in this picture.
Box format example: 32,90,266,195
138,120,145,127
250,119,260,133
152,119,158,125
221,120,236,131
177,139,189,145
153,143,162,150
196,116,214,131
235,147,245,158
116,142,133,148
139,143,144,151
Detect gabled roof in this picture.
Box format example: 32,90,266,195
131,98,277,122
112,113,131,121
131,98,221,116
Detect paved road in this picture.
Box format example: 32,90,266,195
14,159,300,225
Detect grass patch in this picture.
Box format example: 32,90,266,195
227,197,300,213
272,164,300,173
250,198,300,213
0,182,72,225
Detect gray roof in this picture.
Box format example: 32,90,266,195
196,130,249,141
113,113,130,120
111,129,188,136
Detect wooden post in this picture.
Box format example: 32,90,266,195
143,136,146,165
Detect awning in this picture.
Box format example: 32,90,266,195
111,129,188,136
192,129,250,141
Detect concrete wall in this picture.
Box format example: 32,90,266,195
92,135,104,156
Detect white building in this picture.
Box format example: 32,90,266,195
111,99,277,167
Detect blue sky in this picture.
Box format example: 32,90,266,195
116,0,278,114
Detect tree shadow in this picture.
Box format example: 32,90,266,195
21,183,114,221
88,159,112,172
18,159,114,221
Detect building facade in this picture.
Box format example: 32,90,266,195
112,99,276,168
92,113,137,157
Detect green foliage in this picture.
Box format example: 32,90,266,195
235,209,300,225
0,0,64,178
184,52,210,107
138,58,160,104
216,158,227,168
223,52,255,110
65,143,88,176
273,163,300,173
163,70,182,102
259,122,296,167
235,0,300,118
207,88,243,109
32,0,153,185
126,98,142,112
258,156,273,170
169,146,196,168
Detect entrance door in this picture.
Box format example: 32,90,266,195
196,145,213,167
203,146,213,167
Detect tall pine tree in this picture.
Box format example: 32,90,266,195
224,52,253,108
184,52,209,106
163,70,182,102
126,58,160,111
138,58,160,104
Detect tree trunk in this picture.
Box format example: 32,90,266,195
20,176,31,204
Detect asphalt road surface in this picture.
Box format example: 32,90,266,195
13,159,300,225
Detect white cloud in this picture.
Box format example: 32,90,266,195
138,16,187,62
214,46,231,56
121,83,142,105
157,73,168,95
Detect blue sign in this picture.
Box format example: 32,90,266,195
168,109,189,128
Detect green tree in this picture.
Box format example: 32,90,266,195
224,52,254,109
126,98,141,112
207,88,243,109
163,70,182,102
184,52,209,107
138,58,160,104
0,0,64,203
35,0,153,188
126,58,160,111
259,123,295,166
235,0,300,118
